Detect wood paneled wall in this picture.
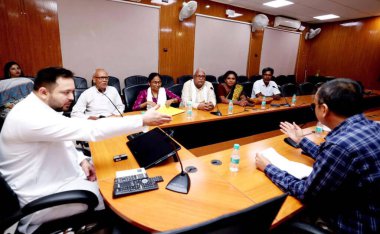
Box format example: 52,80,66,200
0,0,62,78
305,16,380,89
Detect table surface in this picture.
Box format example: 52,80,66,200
89,102,380,232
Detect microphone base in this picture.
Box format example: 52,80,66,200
210,111,222,116
166,172,191,194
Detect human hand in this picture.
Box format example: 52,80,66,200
165,99,174,107
80,159,97,181
255,153,271,172
238,100,248,107
146,101,157,108
279,121,303,144
143,104,172,126
88,116,99,120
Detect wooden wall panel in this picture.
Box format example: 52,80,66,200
0,0,62,78
306,16,380,89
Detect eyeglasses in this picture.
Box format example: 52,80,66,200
95,76,109,81
196,75,206,79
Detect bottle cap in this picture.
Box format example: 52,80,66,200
233,144,240,149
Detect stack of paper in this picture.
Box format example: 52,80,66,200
158,105,185,116
260,148,313,179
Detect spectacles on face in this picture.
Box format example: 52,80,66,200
95,76,109,81
196,75,206,79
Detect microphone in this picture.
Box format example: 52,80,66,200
166,142,191,194
98,88,123,117
211,103,222,116
277,86,290,107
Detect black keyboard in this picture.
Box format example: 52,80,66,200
113,176,164,198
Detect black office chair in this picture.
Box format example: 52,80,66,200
73,76,88,89
206,75,217,84
249,74,262,83
124,75,148,88
237,75,248,83
240,81,253,98
160,193,287,234
315,82,325,89
168,84,184,98
0,172,102,234
123,84,149,112
161,75,175,88
281,83,298,97
212,82,219,98
273,75,287,86
299,82,316,95
107,76,121,94
286,75,297,84
177,75,193,85
217,75,224,84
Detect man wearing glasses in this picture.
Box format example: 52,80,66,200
256,79,380,233
71,68,124,119
181,68,216,111
251,67,281,100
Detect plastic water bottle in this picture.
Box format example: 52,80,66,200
230,144,240,172
261,96,266,110
228,100,233,115
186,101,193,119
291,94,296,106
315,121,323,137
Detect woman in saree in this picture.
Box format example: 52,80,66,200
217,70,248,107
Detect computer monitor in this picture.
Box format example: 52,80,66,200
126,128,181,169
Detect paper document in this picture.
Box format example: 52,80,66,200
260,148,313,179
158,105,185,116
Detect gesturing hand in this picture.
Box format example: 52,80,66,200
143,104,172,126
279,121,303,144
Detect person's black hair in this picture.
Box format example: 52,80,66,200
34,67,74,91
317,78,363,117
3,61,25,78
223,70,238,82
262,67,274,75
148,72,162,83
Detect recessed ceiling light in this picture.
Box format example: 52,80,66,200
313,14,340,20
205,5,210,9
263,0,294,8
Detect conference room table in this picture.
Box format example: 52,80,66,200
89,95,380,232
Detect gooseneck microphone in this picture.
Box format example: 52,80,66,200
277,86,290,107
166,142,191,194
98,88,124,117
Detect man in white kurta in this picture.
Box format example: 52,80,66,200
181,68,216,111
71,69,124,119
0,67,171,233
251,67,281,99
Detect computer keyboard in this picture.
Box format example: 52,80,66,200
113,176,164,198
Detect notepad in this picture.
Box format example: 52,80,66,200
158,105,185,116
259,148,313,179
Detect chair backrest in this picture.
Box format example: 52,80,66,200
123,84,149,112
273,75,287,86
286,75,296,84
249,74,262,84
168,84,184,98
206,75,217,84
73,76,88,89
281,83,298,97
177,75,193,85
108,76,121,94
124,75,148,88
315,81,325,89
212,82,218,98
161,194,287,234
240,81,253,98
299,82,315,95
217,75,224,84
161,75,175,88
237,75,248,83
0,173,21,232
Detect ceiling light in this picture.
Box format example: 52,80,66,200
313,14,340,20
263,0,294,8
205,5,210,9
151,0,175,5
340,22,362,27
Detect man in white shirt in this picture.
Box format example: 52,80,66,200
71,69,124,119
0,67,171,233
181,68,216,111
251,67,281,100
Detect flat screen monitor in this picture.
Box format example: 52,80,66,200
126,128,181,169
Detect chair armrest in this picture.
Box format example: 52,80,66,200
22,190,98,215
288,221,330,234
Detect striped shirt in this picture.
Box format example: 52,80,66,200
265,114,380,233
